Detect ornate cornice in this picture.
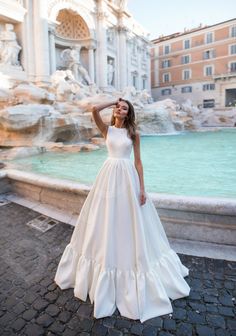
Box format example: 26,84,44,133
96,11,107,20
48,0,79,18
0,0,26,22
116,25,129,34
47,0,95,32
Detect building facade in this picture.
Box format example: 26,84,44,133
0,0,151,91
151,18,236,108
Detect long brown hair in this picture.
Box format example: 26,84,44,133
111,98,137,142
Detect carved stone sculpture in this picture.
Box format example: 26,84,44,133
112,0,127,10
61,46,92,85
107,59,115,86
119,0,127,10
51,70,73,101
0,23,21,66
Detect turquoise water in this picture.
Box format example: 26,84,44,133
12,129,236,198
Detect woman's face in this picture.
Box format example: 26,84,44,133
113,100,129,120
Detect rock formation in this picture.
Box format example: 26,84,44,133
1,71,232,154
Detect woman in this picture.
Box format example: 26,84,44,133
55,99,190,322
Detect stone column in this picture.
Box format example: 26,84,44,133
88,46,95,83
146,50,151,91
153,46,160,87
118,26,128,90
48,26,56,74
126,38,132,87
137,44,142,90
21,0,35,81
96,2,107,89
33,0,50,82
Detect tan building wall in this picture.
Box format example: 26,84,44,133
151,18,236,108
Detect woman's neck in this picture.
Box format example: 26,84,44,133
114,120,125,128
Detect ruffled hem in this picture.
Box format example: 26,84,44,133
54,244,190,322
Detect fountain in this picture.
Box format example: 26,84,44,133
1,67,236,164
0,72,236,253
0,1,235,263
0,70,204,158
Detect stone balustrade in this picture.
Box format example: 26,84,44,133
1,169,236,246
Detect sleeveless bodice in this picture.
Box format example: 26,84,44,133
106,125,132,159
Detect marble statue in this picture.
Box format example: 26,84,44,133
51,70,98,101
76,62,92,86
0,23,21,66
64,70,90,99
51,70,73,101
107,59,115,86
122,86,137,101
61,46,92,85
112,0,127,10
136,89,153,105
119,0,127,10
120,87,153,108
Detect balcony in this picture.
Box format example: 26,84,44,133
213,70,236,81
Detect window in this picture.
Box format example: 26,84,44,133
181,55,190,64
203,84,215,91
142,78,146,89
181,86,192,93
132,75,137,88
162,59,171,68
132,42,137,56
163,73,170,82
204,65,213,76
230,44,236,55
161,88,171,95
164,45,170,55
203,50,215,59
205,32,213,44
230,62,236,72
182,69,191,80
183,39,190,49
142,49,147,60
203,99,215,108
231,25,236,37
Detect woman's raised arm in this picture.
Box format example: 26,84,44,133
92,100,117,138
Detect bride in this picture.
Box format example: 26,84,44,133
54,98,190,322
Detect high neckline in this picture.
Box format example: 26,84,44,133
113,125,126,130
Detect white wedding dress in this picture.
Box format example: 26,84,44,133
55,125,190,322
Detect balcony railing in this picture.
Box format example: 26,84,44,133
213,70,236,80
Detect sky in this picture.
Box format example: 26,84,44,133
128,0,236,39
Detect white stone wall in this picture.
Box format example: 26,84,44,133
0,0,151,92
152,82,222,108
152,77,236,108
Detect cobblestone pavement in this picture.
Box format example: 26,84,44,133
0,202,235,336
